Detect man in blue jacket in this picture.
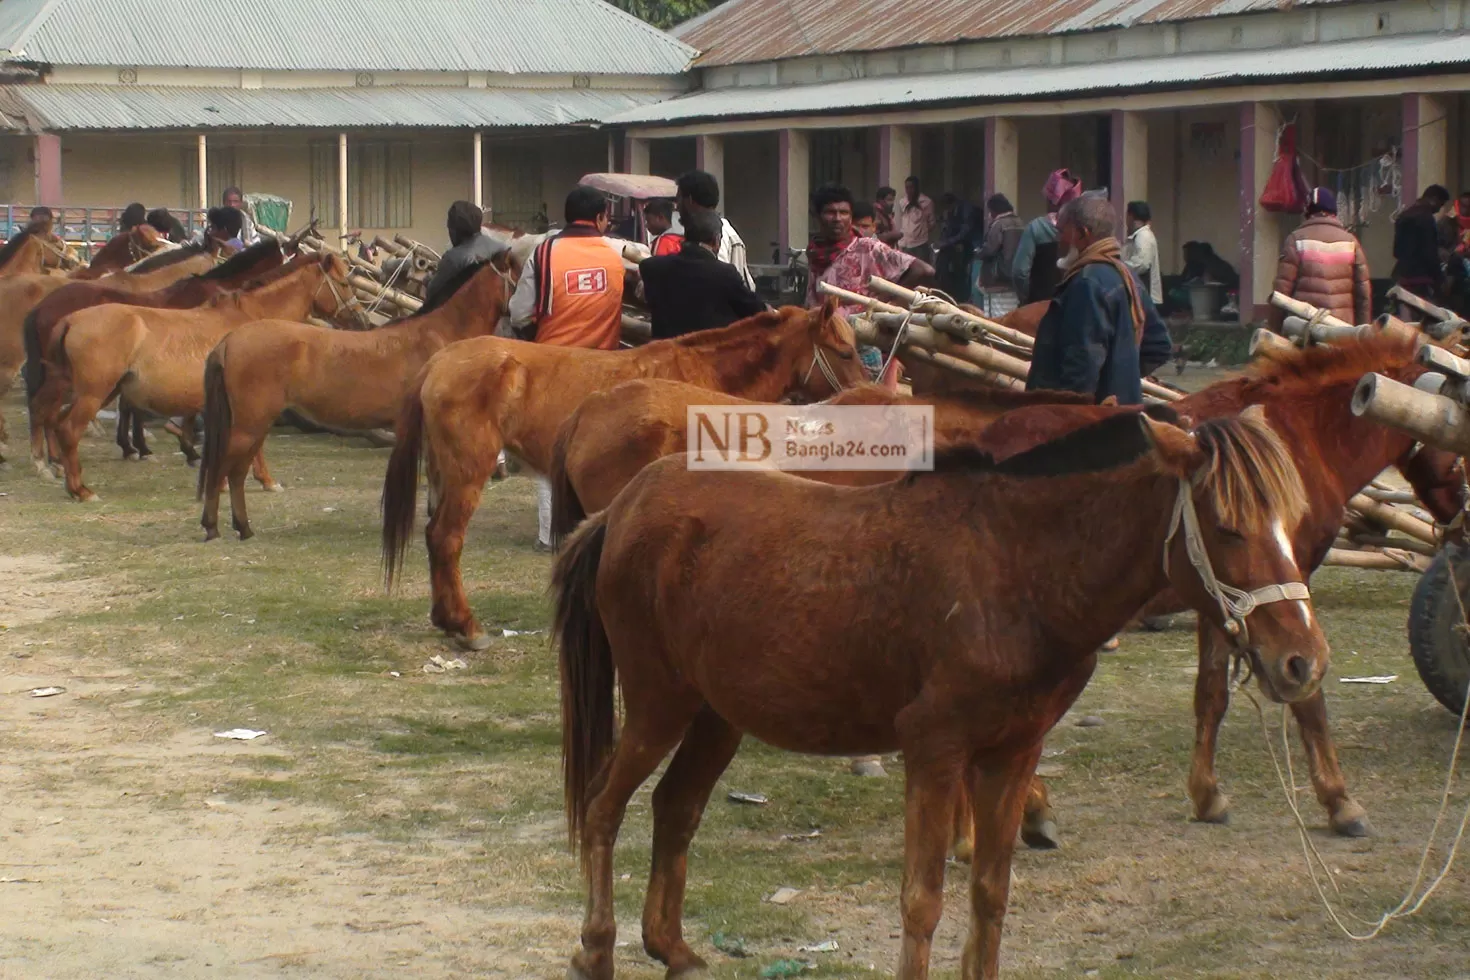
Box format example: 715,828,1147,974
1026,195,1173,405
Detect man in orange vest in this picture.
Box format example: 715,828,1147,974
509,185,635,550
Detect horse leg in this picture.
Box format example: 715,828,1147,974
227,450,255,541
1291,691,1372,837
952,786,974,862
132,407,152,458
895,748,962,980
641,706,743,978
425,478,488,650
55,392,106,502
570,703,697,980
1188,621,1233,824
959,743,1044,980
31,373,70,479
250,447,283,492
115,401,138,460
175,413,201,467
1019,774,1059,849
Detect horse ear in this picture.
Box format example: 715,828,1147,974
811,295,839,337
1100,395,1119,406
1139,413,1201,477
1241,403,1268,424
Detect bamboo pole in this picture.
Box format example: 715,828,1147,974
1362,486,1421,506
867,312,1032,359
1418,343,1470,380
348,273,422,313
1249,328,1296,358
855,317,1032,384
1353,372,1470,457
1347,491,1439,546
1346,533,1438,558
1281,315,1372,346
850,322,1022,389
867,277,1036,349
373,236,409,257
1270,292,1354,329
1388,284,1464,325
1323,548,1430,573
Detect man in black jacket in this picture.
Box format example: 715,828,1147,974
1393,184,1451,318
638,210,767,339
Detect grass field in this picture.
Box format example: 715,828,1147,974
2,385,1469,979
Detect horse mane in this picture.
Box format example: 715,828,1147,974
400,258,487,320
1194,333,1421,412
1191,413,1308,532
128,242,207,273
195,239,285,281
930,409,1156,477
0,225,36,266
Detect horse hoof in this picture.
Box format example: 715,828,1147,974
666,959,709,979
49,464,64,479
849,758,887,777
203,528,220,542
237,528,254,542
123,452,139,461
455,632,492,652
567,951,610,980
265,483,286,493
951,838,974,864
1193,794,1231,825
33,461,55,480
1331,802,1373,838
80,493,101,505
1100,635,1121,652
1021,819,1061,850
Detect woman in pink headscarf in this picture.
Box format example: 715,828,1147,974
1012,167,1082,304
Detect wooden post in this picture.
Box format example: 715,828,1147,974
197,133,208,210
472,130,483,209
337,132,348,250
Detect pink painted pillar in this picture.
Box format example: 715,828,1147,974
35,133,61,204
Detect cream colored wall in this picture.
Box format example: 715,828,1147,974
722,131,779,264
1015,117,1062,220
0,135,32,202
1172,105,1242,280
1145,111,1180,274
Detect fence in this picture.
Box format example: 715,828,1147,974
0,205,210,260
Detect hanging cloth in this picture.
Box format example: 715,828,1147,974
1260,123,1309,214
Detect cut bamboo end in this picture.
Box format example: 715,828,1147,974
1353,372,1470,458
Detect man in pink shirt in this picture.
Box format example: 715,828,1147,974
893,175,936,263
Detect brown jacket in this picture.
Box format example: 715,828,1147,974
1270,214,1371,329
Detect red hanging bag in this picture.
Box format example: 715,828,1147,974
1259,122,1309,213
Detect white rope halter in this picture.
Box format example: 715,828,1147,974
802,344,847,394
1163,477,1311,644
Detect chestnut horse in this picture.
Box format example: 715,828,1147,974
23,239,289,472
197,254,517,541
0,225,50,279
552,407,1328,980
66,225,173,281
381,299,869,650
35,252,356,501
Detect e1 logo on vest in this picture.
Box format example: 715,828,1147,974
564,268,608,295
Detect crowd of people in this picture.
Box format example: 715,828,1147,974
111,186,260,254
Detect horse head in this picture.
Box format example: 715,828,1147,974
788,295,867,401
307,250,368,327
1144,406,1328,704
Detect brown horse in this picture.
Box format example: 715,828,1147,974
381,298,869,650
66,225,173,281
552,407,1328,980
23,239,289,471
0,225,51,279
35,252,355,501
197,254,517,541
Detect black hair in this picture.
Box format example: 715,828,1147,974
643,199,673,221
29,205,52,220
207,206,244,238
985,193,1013,215
852,201,875,222
146,207,189,243
565,185,608,224
127,241,208,273
675,170,720,209
811,183,854,215
222,185,243,202
119,202,147,231
446,200,484,247
1127,201,1152,222
876,186,895,199
681,209,722,247
905,175,920,188
1426,185,1452,206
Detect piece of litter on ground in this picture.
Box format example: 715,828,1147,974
322,507,337,513
214,729,267,740
729,791,768,806
388,671,401,678
782,829,821,841
760,958,815,977
797,940,838,953
712,932,750,958
1340,675,1397,684
1035,764,1064,778
500,628,545,637
28,687,65,698
0,877,41,884
765,886,800,905
423,655,468,674
1075,715,1105,727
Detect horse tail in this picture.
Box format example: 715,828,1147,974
197,345,231,501
22,308,45,408
548,413,587,550
381,367,427,592
552,515,614,860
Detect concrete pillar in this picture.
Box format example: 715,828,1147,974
877,125,912,190
472,131,483,209
606,132,617,174
778,129,811,252
983,117,1018,208
625,136,650,175
942,124,956,195
197,133,208,210
696,134,725,194
34,133,61,204
1403,93,1450,207
1110,110,1148,233
337,132,348,248
1239,102,1283,325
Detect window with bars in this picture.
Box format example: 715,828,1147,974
180,144,240,209
309,140,413,229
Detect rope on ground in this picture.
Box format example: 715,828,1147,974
1243,548,1470,941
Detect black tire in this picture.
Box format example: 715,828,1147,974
1408,543,1470,719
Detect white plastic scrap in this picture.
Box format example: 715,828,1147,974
214,729,267,740
797,940,839,953
1339,675,1398,684
28,687,65,698
423,655,468,674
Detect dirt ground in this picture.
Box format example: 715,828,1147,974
2,386,1469,979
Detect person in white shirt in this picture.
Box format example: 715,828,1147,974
221,186,261,246
1123,200,1163,305
674,169,756,292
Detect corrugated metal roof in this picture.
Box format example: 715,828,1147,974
0,0,695,75
612,32,1470,124
676,0,1372,67
0,83,666,130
